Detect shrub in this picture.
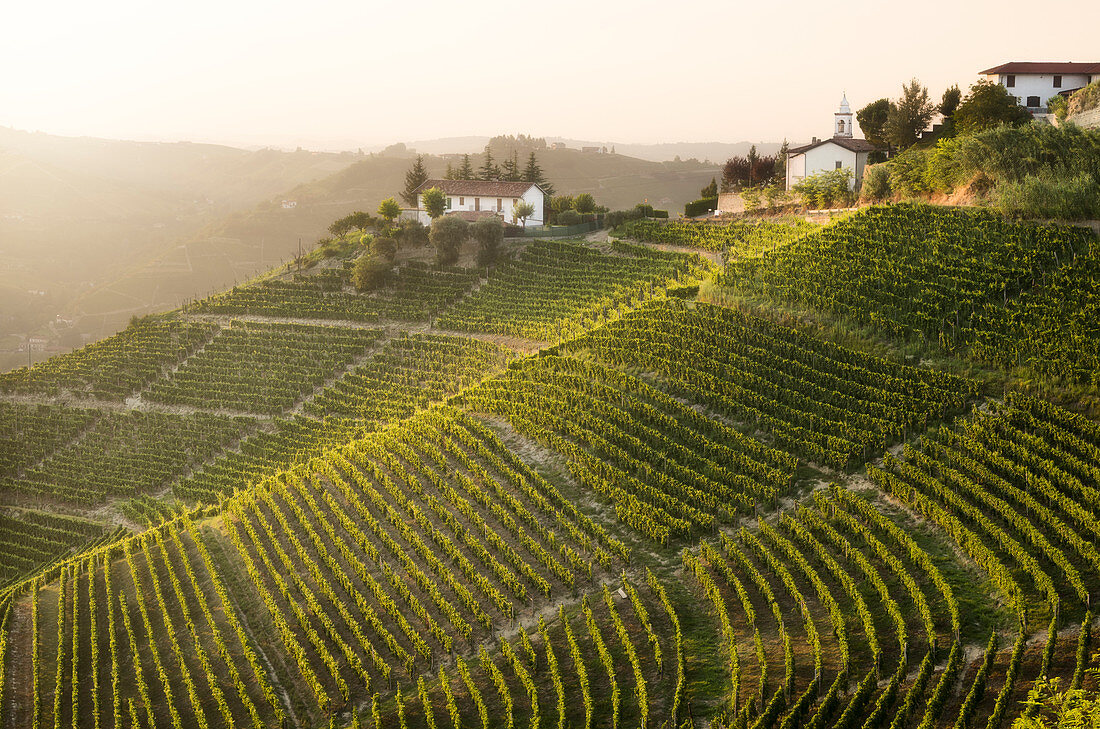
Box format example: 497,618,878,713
684,197,718,217
792,168,854,208
556,209,582,226
861,164,892,202
472,216,504,267
741,187,762,213
1068,80,1100,116
995,173,1100,220
396,220,429,248
352,254,391,291
574,193,596,214
887,146,933,197
371,236,397,263
430,215,468,266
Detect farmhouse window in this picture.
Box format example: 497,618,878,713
459,197,464,206
1054,75,1062,88
835,161,842,169
475,198,480,211
1027,95,1041,107
1006,74,1015,87
446,197,452,209
497,198,502,210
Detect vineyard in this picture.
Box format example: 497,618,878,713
618,218,817,255
435,239,708,341
190,263,481,322
2,213,1100,729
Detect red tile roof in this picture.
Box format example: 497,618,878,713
980,61,1100,75
414,179,542,197
788,137,884,156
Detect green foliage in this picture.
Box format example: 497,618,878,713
701,177,718,198
556,209,582,226
574,193,596,214
940,84,961,118
512,200,536,227
523,151,553,194
370,236,397,263
456,154,474,180
741,187,762,212
684,197,718,217
421,187,447,219
354,254,393,292
430,215,468,266
1048,94,1069,123
860,163,892,202
1067,80,1100,117
857,98,892,148
377,197,402,224
402,155,429,207
886,79,936,149
887,146,933,197
478,144,500,181
792,168,854,208
953,80,1032,134
472,216,504,267
995,173,1100,220
550,195,574,213
396,219,430,248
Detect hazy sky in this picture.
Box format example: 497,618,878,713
3,0,1098,150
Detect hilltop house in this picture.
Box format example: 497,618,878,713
980,61,1100,118
784,95,886,193
413,179,548,226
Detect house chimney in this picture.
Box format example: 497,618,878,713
812,136,819,144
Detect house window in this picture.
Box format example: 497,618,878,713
459,197,464,206
512,198,518,205
497,198,502,211
446,197,452,209
1027,95,1041,107
835,161,843,169
1054,75,1062,88
1006,74,1015,87
475,198,480,211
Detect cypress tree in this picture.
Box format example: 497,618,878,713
401,155,428,206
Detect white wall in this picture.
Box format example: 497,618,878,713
984,72,1094,111
786,142,861,191
415,185,546,226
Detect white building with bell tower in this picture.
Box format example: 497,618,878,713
785,94,886,194
834,93,853,138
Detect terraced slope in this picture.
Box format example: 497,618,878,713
2,220,1100,729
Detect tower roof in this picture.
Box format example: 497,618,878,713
836,93,851,114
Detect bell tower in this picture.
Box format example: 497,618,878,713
834,93,853,138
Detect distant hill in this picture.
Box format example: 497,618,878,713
0,129,723,370
405,135,782,164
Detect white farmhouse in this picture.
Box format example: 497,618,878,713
413,179,548,227
785,96,885,193
980,61,1100,118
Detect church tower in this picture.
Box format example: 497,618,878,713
834,93,853,138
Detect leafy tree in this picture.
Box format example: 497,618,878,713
792,167,854,209
741,187,762,213
353,254,391,291
856,98,892,148
478,144,500,180
401,155,428,206
457,154,474,180
430,215,468,266
377,197,402,225
722,153,776,190
700,177,718,198
953,79,1032,134
371,236,397,263
886,79,936,149
523,152,554,194
349,211,374,231
550,195,574,213
513,201,536,229
396,219,430,248
763,183,787,210
940,85,962,119
502,150,521,181
421,187,447,219
574,193,596,214
472,216,504,266
328,217,353,239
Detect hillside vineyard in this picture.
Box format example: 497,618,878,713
2,204,1100,729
